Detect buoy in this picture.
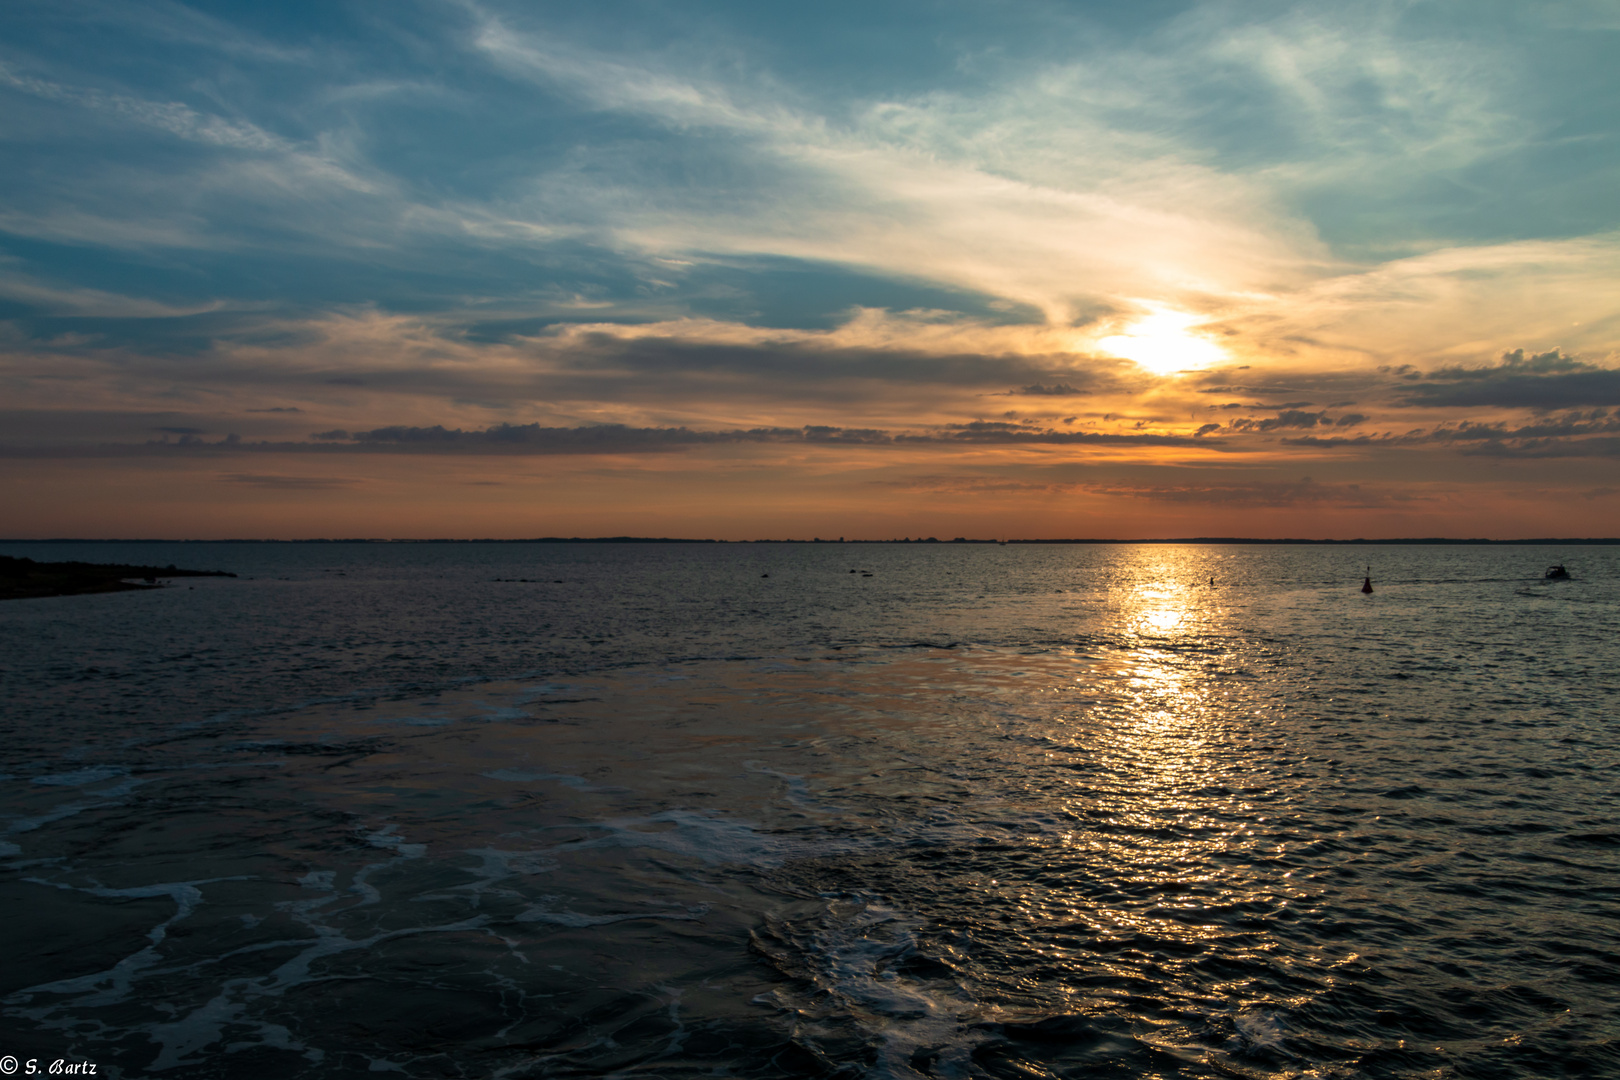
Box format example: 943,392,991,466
1361,566,1373,594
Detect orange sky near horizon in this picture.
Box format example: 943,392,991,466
5,431,1615,541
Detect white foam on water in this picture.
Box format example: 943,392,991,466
369,713,455,727
363,825,426,858
515,905,707,927
535,809,828,869
408,847,560,909
124,912,499,1072
3,821,534,1070
744,762,836,815
462,847,560,879
474,705,538,722
481,768,623,792
6,774,148,836
656,984,689,1060
1231,1009,1289,1052
369,693,593,726
783,898,985,1080
345,825,426,906
146,992,318,1072
510,682,603,705
127,828,506,1069
6,877,245,1016
31,766,130,786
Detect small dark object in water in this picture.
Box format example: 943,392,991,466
761,573,769,578
1361,566,1373,594
1545,564,1571,580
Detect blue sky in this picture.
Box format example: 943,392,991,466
2,0,1617,537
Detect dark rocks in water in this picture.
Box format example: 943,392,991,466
0,555,236,601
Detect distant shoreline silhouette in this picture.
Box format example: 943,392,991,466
3,537,1617,546
0,555,235,601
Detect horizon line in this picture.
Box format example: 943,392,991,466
4,537,1618,546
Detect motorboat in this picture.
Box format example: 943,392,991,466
1545,564,1571,580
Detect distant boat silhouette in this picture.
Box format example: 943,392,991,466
1545,564,1571,580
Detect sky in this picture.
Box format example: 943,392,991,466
1,0,1617,539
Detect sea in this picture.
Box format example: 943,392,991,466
0,540,1616,1080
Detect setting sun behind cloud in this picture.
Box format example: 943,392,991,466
1097,306,1227,377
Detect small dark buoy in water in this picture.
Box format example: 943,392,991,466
1209,576,1215,587
761,573,770,578
1361,566,1373,594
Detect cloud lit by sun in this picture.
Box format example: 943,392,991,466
1097,306,1227,377
2,1,1619,541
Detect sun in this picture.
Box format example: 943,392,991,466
1097,305,1226,377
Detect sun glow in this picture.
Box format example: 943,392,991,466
1098,306,1226,377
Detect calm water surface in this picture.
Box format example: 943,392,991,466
1,542,1616,1079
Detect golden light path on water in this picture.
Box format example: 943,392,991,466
1039,563,1290,1027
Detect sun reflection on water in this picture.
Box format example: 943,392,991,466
1032,565,1276,1018
1081,570,1235,837
1116,583,1212,752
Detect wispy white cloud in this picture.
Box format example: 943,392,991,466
32,0,316,64
1216,231,1620,368
0,62,290,151
454,0,1590,347
0,58,394,256
1206,5,1520,172
471,13,796,136
464,6,1329,325
0,266,231,318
